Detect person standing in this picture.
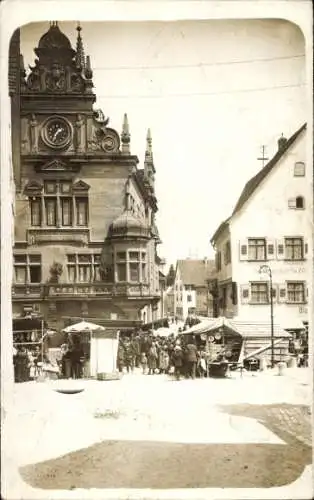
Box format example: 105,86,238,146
148,342,158,374
132,335,141,368
172,346,183,380
185,338,198,379
159,347,169,374
140,352,148,374
117,342,125,373
123,338,134,373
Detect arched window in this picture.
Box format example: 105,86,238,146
296,196,305,209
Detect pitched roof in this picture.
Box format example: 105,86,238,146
176,259,215,287
232,123,306,216
210,217,231,245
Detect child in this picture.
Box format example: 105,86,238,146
141,352,148,374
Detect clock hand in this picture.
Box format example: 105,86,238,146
52,127,62,141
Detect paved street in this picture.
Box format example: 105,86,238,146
1,367,313,499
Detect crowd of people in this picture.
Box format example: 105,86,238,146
117,332,210,380
13,345,46,383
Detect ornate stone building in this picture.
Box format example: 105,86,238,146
10,22,162,330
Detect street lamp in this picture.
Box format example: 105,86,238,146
259,264,274,368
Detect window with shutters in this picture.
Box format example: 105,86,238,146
28,181,89,228
287,282,306,303
294,162,305,177
288,196,305,210
66,254,101,283
248,238,266,261
251,282,268,303
13,254,42,283
285,237,303,260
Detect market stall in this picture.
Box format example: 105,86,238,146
62,321,120,379
181,316,293,375
12,317,47,382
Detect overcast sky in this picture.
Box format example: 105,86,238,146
20,19,306,266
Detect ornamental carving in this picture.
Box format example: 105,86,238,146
45,62,66,91
27,229,89,246
26,62,87,94
88,126,120,153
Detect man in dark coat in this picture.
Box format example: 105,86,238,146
185,339,198,379
172,346,183,380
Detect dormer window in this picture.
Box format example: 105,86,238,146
294,162,305,177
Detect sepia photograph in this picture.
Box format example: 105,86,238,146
1,1,313,499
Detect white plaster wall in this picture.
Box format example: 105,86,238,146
230,129,310,327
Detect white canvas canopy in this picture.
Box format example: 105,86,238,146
182,316,242,336
62,321,105,333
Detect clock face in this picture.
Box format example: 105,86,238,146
42,117,72,149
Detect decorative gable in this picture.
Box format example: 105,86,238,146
42,159,68,171
24,180,43,194
34,158,81,174
72,180,90,192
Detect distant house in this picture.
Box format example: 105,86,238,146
164,286,175,317
173,259,215,320
210,123,310,332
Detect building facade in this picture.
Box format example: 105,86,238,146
10,22,163,330
173,259,215,320
210,124,310,330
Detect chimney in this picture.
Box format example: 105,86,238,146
278,133,288,151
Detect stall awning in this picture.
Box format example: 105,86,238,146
182,316,291,339
182,317,242,336
62,321,105,333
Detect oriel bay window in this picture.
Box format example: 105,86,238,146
67,254,101,283
27,180,89,228
115,249,147,283
14,254,42,283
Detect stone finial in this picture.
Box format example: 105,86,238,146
144,128,155,189
121,113,130,154
145,128,153,161
75,22,85,70
85,55,93,79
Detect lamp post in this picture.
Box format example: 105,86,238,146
259,264,274,368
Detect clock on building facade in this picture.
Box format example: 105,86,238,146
41,116,72,149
